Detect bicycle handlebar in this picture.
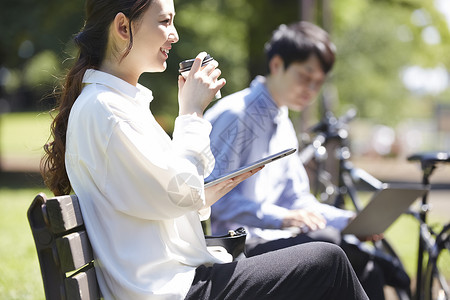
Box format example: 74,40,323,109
300,108,357,164
299,134,326,164
338,108,357,125
308,108,357,137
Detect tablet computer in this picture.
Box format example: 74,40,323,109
204,148,296,188
341,183,427,236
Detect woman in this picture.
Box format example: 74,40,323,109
41,0,368,299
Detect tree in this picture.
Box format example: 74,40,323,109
0,0,84,111
0,0,448,129
330,0,450,125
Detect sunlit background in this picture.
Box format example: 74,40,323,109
0,0,449,299
1,0,450,159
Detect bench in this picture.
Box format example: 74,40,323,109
28,193,101,300
28,193,246,299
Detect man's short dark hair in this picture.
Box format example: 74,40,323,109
264,21,336,74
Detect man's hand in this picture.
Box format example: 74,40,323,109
344,215,384,242
282,209,327,232
356,233,384,242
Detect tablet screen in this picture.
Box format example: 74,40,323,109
204,148,296,188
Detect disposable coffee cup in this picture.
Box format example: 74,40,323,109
178,54,221,99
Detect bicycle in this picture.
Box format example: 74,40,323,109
299,107,411,300
299,107,450,300
407,152,450,300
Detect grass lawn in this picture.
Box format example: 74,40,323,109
0,112,52,160
385,213,450,280
2,187,447,300
0,187,50,300
353,192,450,284
0,112,53,299
0,112,448,298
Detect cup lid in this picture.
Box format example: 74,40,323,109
179,54,213,73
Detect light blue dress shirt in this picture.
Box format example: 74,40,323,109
205,76,354,240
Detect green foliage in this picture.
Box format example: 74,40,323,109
23,51,61,92
0,0,84,68
1,0,449,126
330,0,450,125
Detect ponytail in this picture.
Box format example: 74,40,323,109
41,55,90,195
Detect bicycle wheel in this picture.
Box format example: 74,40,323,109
424,224,450,300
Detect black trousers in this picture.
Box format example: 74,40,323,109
246,228,386,300
185,242,368,300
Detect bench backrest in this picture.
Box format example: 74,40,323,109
28,193,101,300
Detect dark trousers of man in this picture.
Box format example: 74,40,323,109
245,228,400,300
185,242,368,300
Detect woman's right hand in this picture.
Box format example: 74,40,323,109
178,52,226,117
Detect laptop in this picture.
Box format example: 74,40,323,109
341,183,428,236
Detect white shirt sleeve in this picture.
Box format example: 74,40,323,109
101,113,214,220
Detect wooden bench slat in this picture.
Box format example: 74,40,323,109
66,266,99,300
56,231,94,272
46,195,84,233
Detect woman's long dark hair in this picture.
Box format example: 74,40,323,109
41,0,153,196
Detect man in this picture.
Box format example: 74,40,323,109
205,21,409,300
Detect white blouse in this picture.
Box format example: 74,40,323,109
65,69,230,300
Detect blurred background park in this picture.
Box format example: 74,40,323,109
0,0,449,299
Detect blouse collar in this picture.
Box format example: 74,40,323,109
82,69,154,104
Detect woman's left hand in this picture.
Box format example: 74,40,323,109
203,166,264,208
